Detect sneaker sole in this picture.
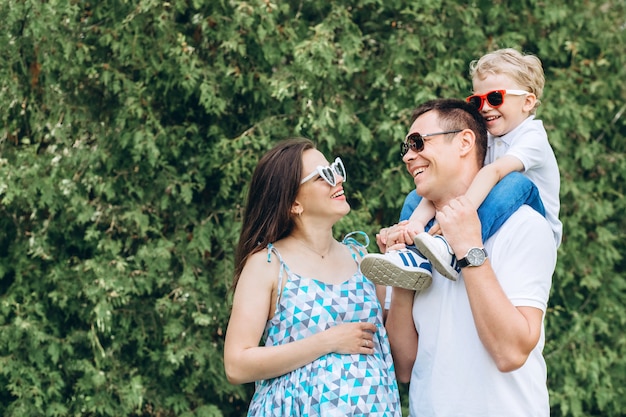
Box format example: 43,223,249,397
413,237,458,281
361,256,432,291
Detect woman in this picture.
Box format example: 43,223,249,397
224,138,400,416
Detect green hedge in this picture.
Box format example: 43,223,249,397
0,0,624,416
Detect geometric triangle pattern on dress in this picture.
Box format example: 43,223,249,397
247,244,402,416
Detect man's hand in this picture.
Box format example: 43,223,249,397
436,196,483,256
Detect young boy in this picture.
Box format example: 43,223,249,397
361,48,562,290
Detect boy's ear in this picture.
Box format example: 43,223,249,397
523,93,537,113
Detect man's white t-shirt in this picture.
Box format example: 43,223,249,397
408,206,556,417
485,115,562,246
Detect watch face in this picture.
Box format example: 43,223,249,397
467,248,486,266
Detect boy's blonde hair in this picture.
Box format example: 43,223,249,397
469,48,545,114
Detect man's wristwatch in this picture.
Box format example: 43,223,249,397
457,247,488,268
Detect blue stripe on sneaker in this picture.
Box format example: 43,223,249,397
451,256,460,273
398,252,409,267
419,262,433,273
434,235,461,273
399,251,418,267
449,252,460,272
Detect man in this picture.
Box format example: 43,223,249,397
384,99,556,416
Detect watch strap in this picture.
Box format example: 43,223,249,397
457,257,471,268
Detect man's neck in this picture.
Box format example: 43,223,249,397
430,170,479,210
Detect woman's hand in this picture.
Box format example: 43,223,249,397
323,321,378,355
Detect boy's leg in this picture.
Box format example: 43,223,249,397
413,233,460,281
414,172,545,281
400,190,422,222
478,172,545,242
360,189,436,291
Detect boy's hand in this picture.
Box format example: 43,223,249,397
428,223,443,236
376,221,416,252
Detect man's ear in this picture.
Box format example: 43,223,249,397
458,129,476,157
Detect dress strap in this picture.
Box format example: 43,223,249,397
342,231,370,261
266,243,289,310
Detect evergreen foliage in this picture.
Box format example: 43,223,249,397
0,0,624,416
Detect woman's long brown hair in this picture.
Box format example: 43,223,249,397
232,138,315,290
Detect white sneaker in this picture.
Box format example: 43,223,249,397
413,233,460,281
360,249,433,291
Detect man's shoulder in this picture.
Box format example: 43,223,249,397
494,205,552,239
487,205,557,280
486,205,556,272
510,204,549,222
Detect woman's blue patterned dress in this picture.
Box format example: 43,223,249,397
247,240,401,417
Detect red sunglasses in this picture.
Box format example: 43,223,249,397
466,89,529,111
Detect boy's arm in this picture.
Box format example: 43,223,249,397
407,197,436,232
466,155,524,209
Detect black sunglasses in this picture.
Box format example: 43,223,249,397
400,130,462,157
